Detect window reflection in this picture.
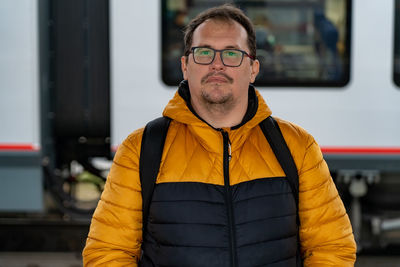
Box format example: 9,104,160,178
162,0,351,87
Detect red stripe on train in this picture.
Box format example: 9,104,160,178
0,144,40,151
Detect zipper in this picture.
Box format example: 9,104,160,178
221,130,237,267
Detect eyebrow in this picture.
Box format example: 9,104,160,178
197,44,241,50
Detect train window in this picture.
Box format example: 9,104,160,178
394,0,400,87
162,0,351,87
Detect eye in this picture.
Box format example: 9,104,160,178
195,48,213,56
224,50,240,57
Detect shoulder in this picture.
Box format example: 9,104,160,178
125,127,145,149
274,116,314,150
114,127,145,161
273,116,319,172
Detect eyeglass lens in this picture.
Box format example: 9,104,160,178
193,47,243,66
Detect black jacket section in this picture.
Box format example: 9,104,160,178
139,177,298,267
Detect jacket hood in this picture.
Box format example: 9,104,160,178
162,80,272,153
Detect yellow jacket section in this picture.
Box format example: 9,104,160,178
83,89,356,266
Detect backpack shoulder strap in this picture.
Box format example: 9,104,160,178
139,116,171,236
259,116,300,225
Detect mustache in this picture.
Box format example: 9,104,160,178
201,72,234,84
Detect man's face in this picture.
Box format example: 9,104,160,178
181,19,259,111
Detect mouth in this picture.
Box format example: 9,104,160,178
201,72,234,84
206,76,228,83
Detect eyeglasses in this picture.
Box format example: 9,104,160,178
189,46,255,67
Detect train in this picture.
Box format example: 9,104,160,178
0,0,399,252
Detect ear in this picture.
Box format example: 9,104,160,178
181,56,188,80
250,59,260,83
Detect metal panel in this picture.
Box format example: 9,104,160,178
0,153,43,212
325,154,400,172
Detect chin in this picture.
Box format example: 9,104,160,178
202,91,233,105
205,82,231,90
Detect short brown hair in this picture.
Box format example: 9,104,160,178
183,4,256,58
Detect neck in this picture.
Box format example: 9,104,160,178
190,96,248,129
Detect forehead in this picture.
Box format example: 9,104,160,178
191,19,249,49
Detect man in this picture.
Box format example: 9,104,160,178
83,4,356,266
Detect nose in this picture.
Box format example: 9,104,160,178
209,51,226,71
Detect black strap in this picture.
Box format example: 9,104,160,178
259,116,300,225
260,116,303,265
139,116,171,238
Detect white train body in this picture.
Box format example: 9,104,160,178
111,0,400,153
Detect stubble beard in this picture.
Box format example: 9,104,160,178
200,84,235,114
200,72,235,113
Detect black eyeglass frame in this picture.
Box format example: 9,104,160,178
189,46,255,67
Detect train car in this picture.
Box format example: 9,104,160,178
111,0,400,250
1,0,399,251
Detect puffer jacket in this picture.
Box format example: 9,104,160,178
83,81,356,266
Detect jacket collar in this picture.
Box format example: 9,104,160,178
163,80,272,153
176,80,259,130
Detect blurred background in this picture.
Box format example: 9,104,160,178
0,0,400,266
